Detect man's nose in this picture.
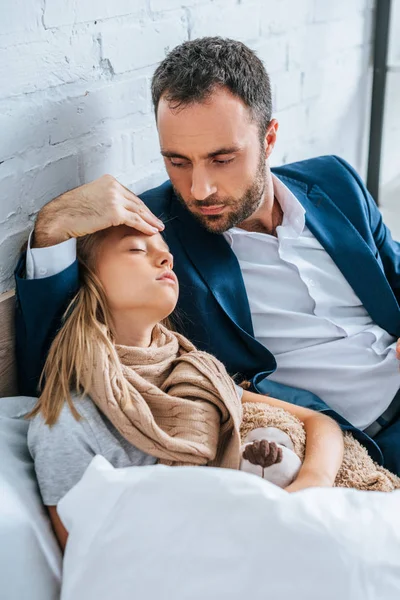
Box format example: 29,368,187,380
191,166,217,201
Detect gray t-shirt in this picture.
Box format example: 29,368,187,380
28,395,157,505
28,385,244,505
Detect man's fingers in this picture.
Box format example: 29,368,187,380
122,208,161,235
122,191,165,230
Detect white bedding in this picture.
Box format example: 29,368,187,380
1,397,400,600
59,455,400,600
0,397,62,600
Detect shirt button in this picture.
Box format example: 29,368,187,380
38,267,47,276
308,279,315,287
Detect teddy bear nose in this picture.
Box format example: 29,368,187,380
242,439,283,468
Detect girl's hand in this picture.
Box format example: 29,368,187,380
241,390,344,491
396,339,400,361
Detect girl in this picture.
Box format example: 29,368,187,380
27,225,344,551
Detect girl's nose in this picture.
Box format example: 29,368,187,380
158,251,174,270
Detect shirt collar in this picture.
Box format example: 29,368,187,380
273,173,305,237
223,174,306,246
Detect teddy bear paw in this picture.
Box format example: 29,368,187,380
242,439,283,468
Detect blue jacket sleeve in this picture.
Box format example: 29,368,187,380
334,156,400,305
14,253,80,397
366,191,400,303
12,182,171,398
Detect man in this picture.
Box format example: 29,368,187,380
15,38,400,474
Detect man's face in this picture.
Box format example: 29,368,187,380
157,87,270,233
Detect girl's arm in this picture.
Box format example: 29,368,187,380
48,506,68,552
241,390,344,492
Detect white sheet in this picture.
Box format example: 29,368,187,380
0,397,62,600
59,455,400,600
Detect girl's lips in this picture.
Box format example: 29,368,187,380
198,205,226,215
157,271,177,285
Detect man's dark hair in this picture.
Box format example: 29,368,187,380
151,37,272,139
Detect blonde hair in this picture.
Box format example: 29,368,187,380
27,230,164,425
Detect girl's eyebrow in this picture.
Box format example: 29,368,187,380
121,232,144,243
121,232,170,252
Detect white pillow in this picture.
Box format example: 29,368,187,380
59,455,400,600
0,397,62,600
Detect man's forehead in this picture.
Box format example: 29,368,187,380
156,89,259,164
158,103,255,159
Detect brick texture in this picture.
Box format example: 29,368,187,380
0,0,376,293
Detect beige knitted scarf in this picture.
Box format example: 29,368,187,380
87,324,243,469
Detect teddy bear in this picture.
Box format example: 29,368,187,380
240,402,400,492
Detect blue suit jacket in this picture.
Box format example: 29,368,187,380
14,155,400,464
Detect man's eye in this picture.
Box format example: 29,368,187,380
214,158,234,165
129,248,145,253
169,159,189,168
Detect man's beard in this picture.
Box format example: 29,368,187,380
173,154,267,234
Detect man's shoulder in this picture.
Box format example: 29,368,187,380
273,155,375,233
138,179,173,215
272,155,370,214
272,154,359,188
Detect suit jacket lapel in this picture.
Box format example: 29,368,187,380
277,174,400,332
169,195,275,372
170,198,255,337
167,171,399,367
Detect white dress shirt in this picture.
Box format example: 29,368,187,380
27,175,399,430
26,230,76,280
222,175,398,430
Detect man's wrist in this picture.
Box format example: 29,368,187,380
33,204,70,248
33,224,70,248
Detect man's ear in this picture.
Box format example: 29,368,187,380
264,119,279,160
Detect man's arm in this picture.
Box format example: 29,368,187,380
32,174,164,247
367,194,400,303
48,507,68,552
25,231,77,280
334,156,400,304
15,175,165,396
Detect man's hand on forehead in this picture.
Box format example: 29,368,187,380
33,175,165,248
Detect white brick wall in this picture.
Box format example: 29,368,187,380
382,0,400,187
43,0,148,28
0,0,376,293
